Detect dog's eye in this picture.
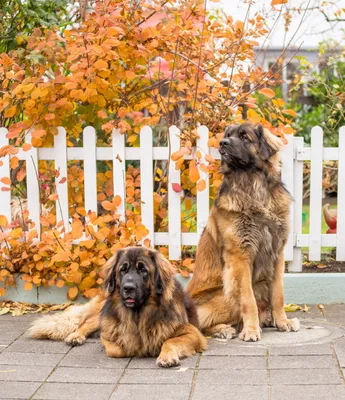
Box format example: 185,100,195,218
119,263,128,273
137,262,147,273
240,135,247,141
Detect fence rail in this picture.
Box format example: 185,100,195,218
0,125,344,271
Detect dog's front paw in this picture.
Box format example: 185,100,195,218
213,324,237,340
65,332,86,346
275,317,300,332
156,352,180,368
239,325,261,342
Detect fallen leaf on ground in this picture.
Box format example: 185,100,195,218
0,301,73,316
284,303,302,312
318,303,325,316
317,264,327,269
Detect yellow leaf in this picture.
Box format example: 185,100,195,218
0,215,8,227
284,303,302,312
259,88,275,98
10,156,19,169
10,228,22,239
128,135,137,143
247,109,261,124
80,240,96,249
94,59,108,70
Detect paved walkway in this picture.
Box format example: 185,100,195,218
0,304,345,400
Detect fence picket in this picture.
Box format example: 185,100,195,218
289,137,304,272
168,126,181,260
281,133,294,261
309,126,323,261
25,132,41,237
112,128,125,221
336,127,345,260
54,127,69,230
140,126,154,245
196,126,209,240
83,127,98,223
0,128,11,225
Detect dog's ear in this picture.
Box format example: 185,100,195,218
150,250,176,298
256,125,275,161
103,250,123,294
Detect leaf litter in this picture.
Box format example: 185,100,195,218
0,300,72,316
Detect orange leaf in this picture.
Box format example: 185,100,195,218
0,177,11,185
113,195,122,207
49,194,59,201
171,150,184,161
102,200,114,211
17,168,26,182
68,287,78,300
4,105,17,118
10,156,19,169
80,239,96,249
271,0,287,5
24,282,33,291
189,163,200,183
259,88,275,98
56,280,65,288
196,179,206,192
22,143,32,152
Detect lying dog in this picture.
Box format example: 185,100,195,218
29,247,206,367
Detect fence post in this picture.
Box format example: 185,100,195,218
336,127,345,260
281,133,294,263
309,126,323,261
54,127,69,231
196,126,209,241
112,128,125,222
289,137,304,272
26,132,41,237
0,128,11,226
168,126,181,260
140,126,154,246
83,126,98,228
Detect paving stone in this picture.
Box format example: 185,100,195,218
199,355,266,369
111,384,191,400
204,341,267,356
67,341,104,356
334,338,345,368
271,385,345,400
60,352,130,369
269,343,332,356
269,355,335,369
196,369,267,385
0,351,64,366
128,356,198,369
4,338,70,354
120,369,194,384
269,368,342,385
0,381,41,399
33,383,115,400
193,384,269,400
0,365,54,382
47,366,122,384
0,344,10,353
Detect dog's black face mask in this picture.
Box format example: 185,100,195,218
219,123,275,170
106,249,152,309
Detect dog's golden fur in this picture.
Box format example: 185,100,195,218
187,123,299,341
29,247,206,367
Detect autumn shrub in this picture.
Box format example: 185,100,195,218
0,0,293,299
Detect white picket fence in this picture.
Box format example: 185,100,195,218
0,125,344,272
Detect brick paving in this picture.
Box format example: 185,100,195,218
0,305,345,400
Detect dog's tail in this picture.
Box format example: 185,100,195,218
28,295,100,341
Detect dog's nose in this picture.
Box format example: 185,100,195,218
220,138,230,147
123,282,136,294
